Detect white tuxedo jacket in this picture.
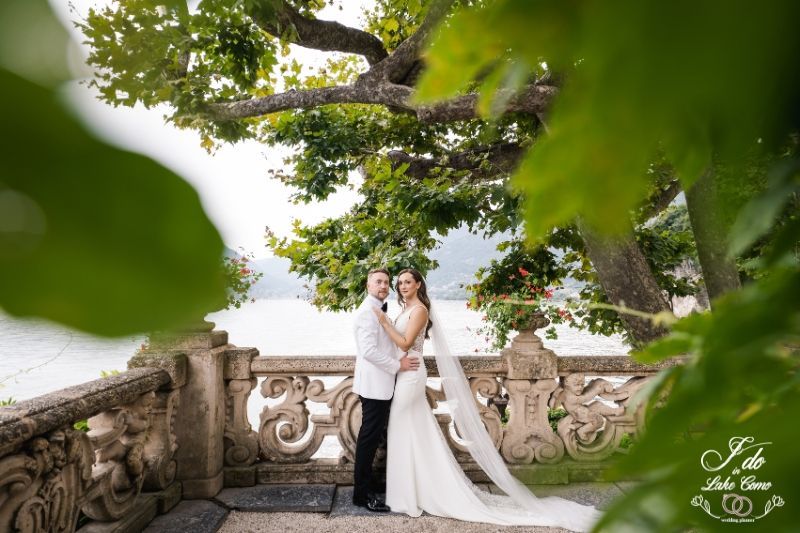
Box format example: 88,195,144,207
352,295,400,400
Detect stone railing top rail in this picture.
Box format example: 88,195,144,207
248,355,684,377
0,367,169,458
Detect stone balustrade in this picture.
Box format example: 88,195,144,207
223,329,683,486
0,323,682,532
0,362,183,533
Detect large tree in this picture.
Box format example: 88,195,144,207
79,0,704,346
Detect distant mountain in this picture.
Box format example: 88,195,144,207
248,256,308,299
425,227,506,299
223,247,306,299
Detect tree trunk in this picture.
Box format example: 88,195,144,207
684,168,741,307
577,219,672,346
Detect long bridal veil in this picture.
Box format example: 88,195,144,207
428,302,602,530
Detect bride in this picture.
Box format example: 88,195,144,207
372,268,601,532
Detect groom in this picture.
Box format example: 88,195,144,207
352,267,419,512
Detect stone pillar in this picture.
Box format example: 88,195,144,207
500,325,565,464
222,347,260,487
147,321,229,499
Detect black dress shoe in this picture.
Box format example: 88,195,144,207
353,495,390,512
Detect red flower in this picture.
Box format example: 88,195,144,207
518,267,530,277
239,268,251,275
544,289,553,299
466,301,472,309
501,294,508,299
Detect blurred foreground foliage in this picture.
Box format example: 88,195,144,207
419,0,799,530
0,0,227,336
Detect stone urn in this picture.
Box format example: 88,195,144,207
516,311,550,334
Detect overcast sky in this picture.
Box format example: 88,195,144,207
52,0,370,258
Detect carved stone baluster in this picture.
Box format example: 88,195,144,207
259,376,323,462
139,389,180,491
469,377,504,449
500,323,564,464
423,377,503,460
502,378,564,464
305,377,360,463
128,351,187,490
423,383,466,459
0,428,93,533
81,392,154,521
223,348,259,467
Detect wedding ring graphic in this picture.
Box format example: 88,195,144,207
721,493,753,517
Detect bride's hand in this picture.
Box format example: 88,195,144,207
371,306,387,325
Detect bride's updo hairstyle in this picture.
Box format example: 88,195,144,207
395,268,433,338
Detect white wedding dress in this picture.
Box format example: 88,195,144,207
385,304,601,532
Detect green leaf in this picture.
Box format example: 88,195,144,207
0,0,72,87
413,8,501,103
476,59,530,119
384,17,399,33
727,158,800,258
632,333,693,364
0,67,226,336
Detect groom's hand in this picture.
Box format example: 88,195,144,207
399,354,420,372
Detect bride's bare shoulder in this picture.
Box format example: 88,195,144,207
409,304,429,319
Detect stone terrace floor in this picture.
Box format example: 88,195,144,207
141,482,635,533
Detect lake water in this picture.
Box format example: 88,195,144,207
0,299,629,457
0,299,629,402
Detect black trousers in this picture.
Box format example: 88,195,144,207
353,395,392,502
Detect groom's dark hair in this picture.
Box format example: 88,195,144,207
367,267,391,281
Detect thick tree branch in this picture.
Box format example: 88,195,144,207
640,179,682,221
361,0,455,84
208,84,414,120
417,85,558,124
208,0,555,125
387,142,525,180
250,1,388,65
208,83,557,124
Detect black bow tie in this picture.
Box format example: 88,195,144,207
381,302,388,312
